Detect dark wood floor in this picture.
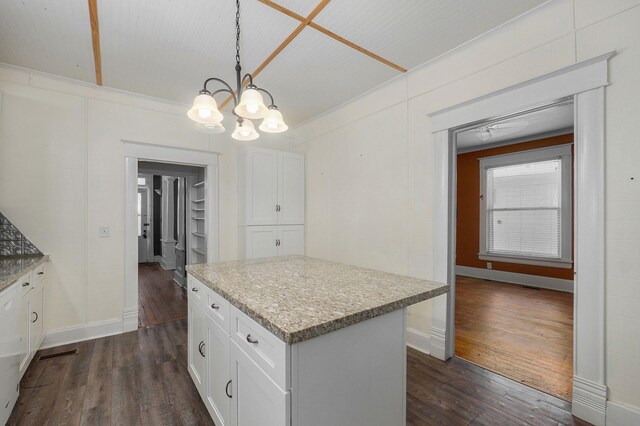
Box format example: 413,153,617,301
138,263,187,327
9,318,588,425
455,276,573,401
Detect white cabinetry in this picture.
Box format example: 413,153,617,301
238,148,305,260
230,341,290,426
188,275,290,426
1,261,47,425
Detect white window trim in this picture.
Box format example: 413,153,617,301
478,144,573,268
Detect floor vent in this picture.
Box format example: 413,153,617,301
39,349,77,360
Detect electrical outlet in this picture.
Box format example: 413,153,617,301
487,262,492,270
99,226,110,238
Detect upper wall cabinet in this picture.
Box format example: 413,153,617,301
238,148,304,226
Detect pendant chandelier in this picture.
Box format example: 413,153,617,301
187,0,287,139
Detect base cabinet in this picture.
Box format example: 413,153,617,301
188,299,206,391
230,341,290,426
204,315,230,426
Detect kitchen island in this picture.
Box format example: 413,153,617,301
186,255,448,426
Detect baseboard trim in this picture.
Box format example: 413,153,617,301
573,375,607,426
606,401,640,426
407,327,430,355
429,326,447,360
41,318,124,349
456,265,574,293
122,308,138,333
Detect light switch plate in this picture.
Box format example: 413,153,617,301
99,226,110,237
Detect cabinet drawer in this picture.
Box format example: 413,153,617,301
187,275,205,304
19,273,32,297
33,264,45,285
206,290,229,333
230,306,288,389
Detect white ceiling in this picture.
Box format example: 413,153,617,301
0,0,547,125
456,102,575,151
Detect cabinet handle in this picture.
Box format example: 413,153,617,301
275,239,280,247
210,303,219,310
226,380,232,398
275,204,280,212
198,341,205,357
37,272,44,275
22,282,30,287
246,334,259,344
191,287,198,292
32,312,38,323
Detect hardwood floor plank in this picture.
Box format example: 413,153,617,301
455,276,573,400
10,317,588,426
138,263,188,327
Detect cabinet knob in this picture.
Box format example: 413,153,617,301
32,312,38,323
211,303,219,310
191,287,198,292
226,380,232,398
246,334,259,344
22,282,30,287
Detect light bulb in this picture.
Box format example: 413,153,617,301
198,108,212,119
246,103,259,114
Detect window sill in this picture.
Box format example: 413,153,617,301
478,254,573,269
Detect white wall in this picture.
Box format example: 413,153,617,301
294,0,640,410
0,65,293,331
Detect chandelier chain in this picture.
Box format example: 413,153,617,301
235,0,241,65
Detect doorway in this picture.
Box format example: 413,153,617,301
428,53,611,425
451,102,575,400
136,160,206,328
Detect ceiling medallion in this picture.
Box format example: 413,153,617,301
187,0,287,140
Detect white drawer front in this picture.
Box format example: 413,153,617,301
33,264,45,285
187,275,205,304
206,289,229,333
230,306,288,390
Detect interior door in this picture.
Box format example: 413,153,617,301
137,187,151,262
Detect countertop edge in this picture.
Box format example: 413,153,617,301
187,268,449,345
0,255,49,293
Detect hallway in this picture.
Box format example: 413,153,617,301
138,263,187,328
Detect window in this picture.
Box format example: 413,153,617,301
479,145,572,268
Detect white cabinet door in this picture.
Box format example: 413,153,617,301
277,152,305,225
245,226,278,260
18,292,31,376
230,341,289,426
245,149,278,226
188,299,207,392
0,284,19,426
277,225,304,256
29,285,44,357
204,316,231,426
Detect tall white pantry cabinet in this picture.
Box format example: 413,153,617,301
237,148,304,260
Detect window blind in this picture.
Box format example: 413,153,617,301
486,159,562,258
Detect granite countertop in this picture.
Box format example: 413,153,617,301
0,255,49,293
186,256,449,344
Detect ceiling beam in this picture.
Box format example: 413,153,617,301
88,0,102,85
219,0,332,110
259,0,407,73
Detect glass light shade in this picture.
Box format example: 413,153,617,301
188,94,223,124
234,88,268,119
232,119,259,141
259,108,288,133
194,121,225,134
